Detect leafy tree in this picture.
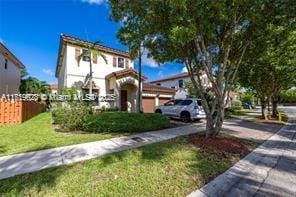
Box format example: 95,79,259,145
109,0,261,138
238,2,296,119
77,41,107,94
20,77,50,94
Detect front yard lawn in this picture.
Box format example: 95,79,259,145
0,134,256,196
0,112,171,157
0,113,125,156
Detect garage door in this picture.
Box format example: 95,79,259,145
159,98,170,105
142,97,155,113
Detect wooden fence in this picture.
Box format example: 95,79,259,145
0,101,45,124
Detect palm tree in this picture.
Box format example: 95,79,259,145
77,41,107,94
129,41,144,113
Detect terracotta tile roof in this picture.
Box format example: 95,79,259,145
143,83,176,94
0,43,25,69
49,84,58,90
61,34,130,58
105,68,147,80
149,72,201,83
56,34,130,77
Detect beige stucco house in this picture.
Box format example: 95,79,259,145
55,34,175,112
0,43,25,94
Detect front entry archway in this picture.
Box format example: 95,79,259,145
120,90,128,111
119,83,137,112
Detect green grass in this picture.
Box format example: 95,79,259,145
0,113,125,156
0,136,231,196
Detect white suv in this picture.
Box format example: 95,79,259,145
155,98,206,122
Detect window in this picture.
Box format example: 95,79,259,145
118,57,124,68
156,83,161,86
174,99,192,106
178,80,184,88
4,59,7,69
82,49,90,62
171,86,175,89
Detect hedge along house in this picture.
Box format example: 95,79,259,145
55,34,175,112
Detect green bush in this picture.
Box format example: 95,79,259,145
82,112,170,133
240,92,254,104
100,106,119,112
230,100,242,111
52,102,92,132
280,89,296,103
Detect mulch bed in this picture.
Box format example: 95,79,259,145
188,134,256,159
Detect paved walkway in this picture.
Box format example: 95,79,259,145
189,113,296,196
0,123,205,180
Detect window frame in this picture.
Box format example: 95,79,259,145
117,57,124,68
178,79,184,88
82,49,91,62
4,59,8,69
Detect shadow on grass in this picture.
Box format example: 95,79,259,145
0,146,6,155
0,165,73,195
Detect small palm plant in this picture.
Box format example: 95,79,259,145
77,41,108,94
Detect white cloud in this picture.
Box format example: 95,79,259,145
81,0,106,5
181,66,188,73
42,68,54,76
157,71,164,78
141,49,159,67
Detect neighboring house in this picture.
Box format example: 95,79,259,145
149,72,210,99
0,43,25,94
150,72,240,106
55,34,174,112
49,84,58,94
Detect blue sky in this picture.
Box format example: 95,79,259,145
0,0,185,84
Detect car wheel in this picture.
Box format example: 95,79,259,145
181,111,191,122
155,109,162,114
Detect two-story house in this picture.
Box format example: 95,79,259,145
0,43,25,94
149,72,210,99
55,34,175,112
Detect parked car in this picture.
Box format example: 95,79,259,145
155,98,206,122
242,102,255,109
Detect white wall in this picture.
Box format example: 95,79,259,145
59,44,134,94
150,74,210,99
0,53,21,94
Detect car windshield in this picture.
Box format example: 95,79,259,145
174,99,193,106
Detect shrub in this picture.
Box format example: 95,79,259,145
52,102,92,132
82,112,170,133
240,92,254,105
230,100,242,111
280,89,296,103
100,106,119,112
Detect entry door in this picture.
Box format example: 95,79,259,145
120,90,128,111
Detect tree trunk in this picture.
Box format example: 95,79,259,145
272,97,278,118
89,61,93,94
205,102,224,138
261,97,268,120
267,97,270,112
137,47,142,113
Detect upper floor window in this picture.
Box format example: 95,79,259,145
118,57,124,68
4,59,8,69
171,86,175,89
156,83,161,86
178,79,184,88
82,49,90,62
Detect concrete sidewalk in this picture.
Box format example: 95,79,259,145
0,123,205,180
189,115,296,197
